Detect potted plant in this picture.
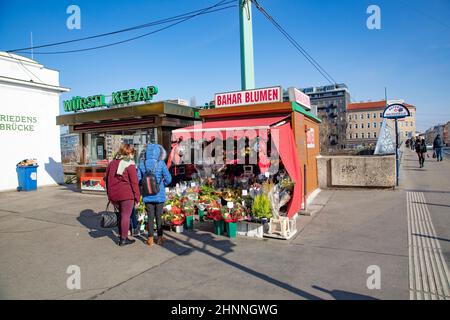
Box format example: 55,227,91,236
251,193,272,223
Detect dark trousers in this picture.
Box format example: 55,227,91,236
435,148,443,161
417,152,425,167
116,200,134,239
130,207,138,231
146,203,164,237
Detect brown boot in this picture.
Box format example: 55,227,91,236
156,236,164,245
146,237,154,246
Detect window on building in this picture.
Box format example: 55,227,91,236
349,134,352,139
374,132,377,138
362,133,365,139
373,113,377,118
354,115,357,120
360,114,364,119
349,124,352,129
405,132,408,137
361,123,364,129
380,112,383,117
374,122,377,128
367,113,370,119
355,124,358,129
368,123,370,128
348,115,351,120
380,122,382,127
368,133,371,139
356,133,358,139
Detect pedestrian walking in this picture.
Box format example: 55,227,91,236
433,134,444,162
138,144,172,246
415,138,427,168
105,144,140,246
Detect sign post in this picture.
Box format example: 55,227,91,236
382,103,411,186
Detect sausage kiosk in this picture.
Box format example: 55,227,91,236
169,86,321,221
56,85,198,193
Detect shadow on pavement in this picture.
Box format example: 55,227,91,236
77,209,118,244
412,233,450,243
412,201,450,208
161,230,323,300
312,285,379,300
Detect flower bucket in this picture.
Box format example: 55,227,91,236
198,209,205,222
184,215,194,230
225,220,237,238
213,220,224,236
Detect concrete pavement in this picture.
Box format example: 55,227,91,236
0,150,448,300
400,148,450,299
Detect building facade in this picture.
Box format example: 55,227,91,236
300,84,350,153
425,124,445,145
0,52,70,191
346,100,416,148
444,121,450,147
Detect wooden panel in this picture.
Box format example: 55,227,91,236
291,112,320,200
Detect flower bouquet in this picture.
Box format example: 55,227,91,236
207,199,222,221
170,212,185,226
181,198,196,216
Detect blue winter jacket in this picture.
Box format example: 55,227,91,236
137,144,172,203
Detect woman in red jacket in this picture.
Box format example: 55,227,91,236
105,144,140,246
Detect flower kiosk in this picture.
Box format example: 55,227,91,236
164,87,321,240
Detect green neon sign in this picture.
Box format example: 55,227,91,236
64,86,158,112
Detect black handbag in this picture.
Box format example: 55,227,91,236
101,201,119,228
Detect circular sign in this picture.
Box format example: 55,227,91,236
382,104,410,119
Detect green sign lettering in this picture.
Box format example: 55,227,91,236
63,85,158,113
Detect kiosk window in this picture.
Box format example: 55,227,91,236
84,128,157,164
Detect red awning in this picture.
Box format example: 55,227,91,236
171,115,289,141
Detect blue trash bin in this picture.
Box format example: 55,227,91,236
16,165,38,191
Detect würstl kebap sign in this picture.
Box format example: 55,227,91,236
64,85,158,112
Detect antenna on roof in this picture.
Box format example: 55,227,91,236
30,32,33,60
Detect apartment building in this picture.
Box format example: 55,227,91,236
346,100,416,148
300,84,351,153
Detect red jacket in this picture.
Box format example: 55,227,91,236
105,159,140,203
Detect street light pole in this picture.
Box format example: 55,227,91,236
239,0,255,90
386,87,399,187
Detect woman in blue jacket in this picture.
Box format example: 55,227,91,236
137,144,172,246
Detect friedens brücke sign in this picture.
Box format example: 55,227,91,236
382,103,410,119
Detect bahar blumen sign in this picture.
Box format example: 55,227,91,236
214,86,282,108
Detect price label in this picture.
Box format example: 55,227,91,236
227,202,234,209
166,205,172,211
264,171,270,178
191,182,196,187
242,190,248,196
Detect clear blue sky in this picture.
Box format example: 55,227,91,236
1,0,449,132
